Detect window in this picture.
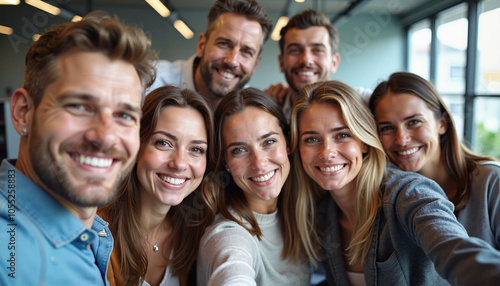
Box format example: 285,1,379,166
435,3,467,95
408,20,431,80
476,0,500,95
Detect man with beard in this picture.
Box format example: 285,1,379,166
148,0,272,111
266,9,372,121
0,11,156,285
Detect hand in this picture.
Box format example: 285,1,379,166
264,83,291,104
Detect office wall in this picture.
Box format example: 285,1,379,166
0,3,404,158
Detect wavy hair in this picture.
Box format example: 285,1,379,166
99,86,215,285
369,71,497,213
24,10,156,107
290,80,386,265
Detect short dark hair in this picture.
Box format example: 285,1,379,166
24,11,157,107
205,0,273,49
279,9,339,54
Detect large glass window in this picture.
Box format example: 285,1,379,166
476,0,500,95
408,20,431,80
435,3,468,95
474,97,500,157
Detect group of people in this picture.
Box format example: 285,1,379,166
1,0,500,286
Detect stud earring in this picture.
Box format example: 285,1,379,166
226,168,231,173
20,129,27,136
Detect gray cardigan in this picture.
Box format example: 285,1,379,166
316,166,500,285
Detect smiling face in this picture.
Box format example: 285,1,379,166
196,12,263,98
299,102,366,192
136,106,207,207
374,92,446,175
279,26,339,93
222,107,290,213
29,50,142,207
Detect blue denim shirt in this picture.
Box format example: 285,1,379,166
317,165,500,285
0,159,113,285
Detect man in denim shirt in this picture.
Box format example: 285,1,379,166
0,11,156,285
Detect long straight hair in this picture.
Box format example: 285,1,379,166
99,86,215,285
369,72,497,213
290,81,386,264
202,87,311,263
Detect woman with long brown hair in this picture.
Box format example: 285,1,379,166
99,85,215,285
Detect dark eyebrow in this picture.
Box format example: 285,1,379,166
153,131,177,141
377,113,423,126
153,131,207,146
58,92,142,116
226,131,278,149
216,36,257,55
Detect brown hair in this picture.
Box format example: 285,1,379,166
291,80,386,265
279,9,339,55
202,87,312,262
369,71,497,213
23,11,156,107
205,0,273,52
99,86,215,285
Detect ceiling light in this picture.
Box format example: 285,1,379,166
0,25,13,35
145,0,170,17
173,19,194,39
25,0,60,16
271,16,289,41
0,0,20,4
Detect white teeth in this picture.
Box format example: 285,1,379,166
160,175,186,185
219,71,235,79
398,147,418,156
319,165,344,172
75,154,113,168
251,170,275,182
297,71,314,76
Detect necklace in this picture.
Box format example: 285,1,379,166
140,220,164,252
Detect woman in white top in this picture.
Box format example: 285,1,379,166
99,86,215,285
197,88,316,285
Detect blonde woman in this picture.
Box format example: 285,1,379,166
290,80,500,285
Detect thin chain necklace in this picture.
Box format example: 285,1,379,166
140,220,164,252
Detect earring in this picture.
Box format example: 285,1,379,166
20,129,27,136
226,168,231,173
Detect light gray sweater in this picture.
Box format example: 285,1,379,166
197,210,310,286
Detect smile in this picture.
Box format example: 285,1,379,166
397,147,419,156
159,175,187,185
219,70,236,79
251,170,275,182
296,71,315,76
319,164,345,173
72,153,113,168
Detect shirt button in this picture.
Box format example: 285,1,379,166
80,233,89,241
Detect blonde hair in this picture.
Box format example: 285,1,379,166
290,80,386,264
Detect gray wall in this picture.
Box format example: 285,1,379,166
0,3,405,159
